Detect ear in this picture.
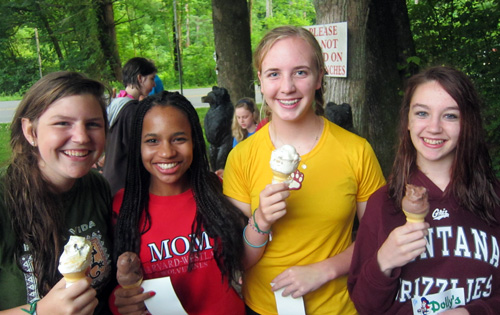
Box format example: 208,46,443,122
21,118,37,146
137,74,145,85
258,71,264,94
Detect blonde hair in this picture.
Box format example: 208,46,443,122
231,97,260,142
254,25,326,116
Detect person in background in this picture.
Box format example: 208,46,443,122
0,71,113,314
348,66,500,314
232,97,260,148
111,91,246,315
223,25,385,314
148,74,164,96
103,57,157,196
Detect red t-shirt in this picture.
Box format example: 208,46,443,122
111,189,244,314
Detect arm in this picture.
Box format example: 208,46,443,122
348,213,429,313
271,201,367,298
227,182,290,269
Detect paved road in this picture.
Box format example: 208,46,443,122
0,87,262,123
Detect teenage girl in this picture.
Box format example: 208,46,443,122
103,57,157,196
349,66,500,314
232,97,260,148
112,91,247,314
223,26,385,314
0,71,113,314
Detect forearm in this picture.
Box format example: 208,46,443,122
315,242,355,281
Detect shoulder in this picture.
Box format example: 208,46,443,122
79,170,112,199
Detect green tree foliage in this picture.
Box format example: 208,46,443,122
407,0,500,174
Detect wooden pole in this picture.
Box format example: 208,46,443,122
35,28,42,78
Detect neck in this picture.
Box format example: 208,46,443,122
247,124,256,134
269,114,323,156
125,86,140,99
418,158,453,191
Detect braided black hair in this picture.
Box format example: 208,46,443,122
114,91,246,283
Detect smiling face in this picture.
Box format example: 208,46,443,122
22,94,106,192
235,107,255,131
408,80,461,171
258,37,323,123
141,105,193,196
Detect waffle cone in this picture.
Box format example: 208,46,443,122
403,209,428,223
271,170,290,184
121,278,143,289
63,270,87,287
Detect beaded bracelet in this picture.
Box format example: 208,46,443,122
243,226,268,248
21,300,39,315
252,209,271,234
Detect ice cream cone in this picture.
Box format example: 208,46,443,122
403,209,428,223
58,236,92,288
62,270,87,287
121,277,143,289
271,170,290,184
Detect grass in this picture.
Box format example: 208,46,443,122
0,107,211,166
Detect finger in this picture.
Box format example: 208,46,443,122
78,297,98,315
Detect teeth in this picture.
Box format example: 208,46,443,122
158,163,177,170
424,138,444,145
279,99,299,105
65,150,89,157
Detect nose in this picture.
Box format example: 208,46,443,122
280,76,296,94
159,142,176,158
72,124,90,144
427,115,443,133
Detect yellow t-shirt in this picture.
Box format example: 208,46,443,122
223,117,386,315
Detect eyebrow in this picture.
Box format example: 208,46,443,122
262,65,312,74
411,103,459,111
49,115,104,121
143,131,187,138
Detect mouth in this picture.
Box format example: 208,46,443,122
423,138,444,145
278,99,300,106
63,150,91,157
157,162,178,170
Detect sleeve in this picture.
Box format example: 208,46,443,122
348,191,401,314
356,140,386,202
222,147,251,204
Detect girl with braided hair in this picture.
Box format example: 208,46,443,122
112,91,246,314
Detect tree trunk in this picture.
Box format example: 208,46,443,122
34,1,64,64
313,0,416,175
93,0,122,82
211,0,254,104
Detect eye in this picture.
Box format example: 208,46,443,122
296,70,307,76
173,136,188,143
54,121,70,126
415,111,428,118
267,72,279,78
145,138,158,144
444,113,459,120
87,121,103,129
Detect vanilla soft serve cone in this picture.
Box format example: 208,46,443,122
270,145,301,184
58,236,92,287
